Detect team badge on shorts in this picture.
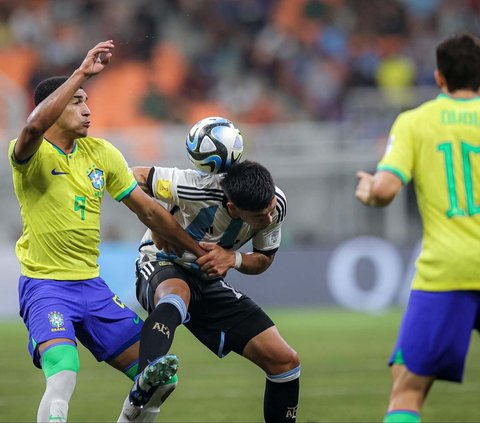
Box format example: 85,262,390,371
48,311,66,332
88,168,104,190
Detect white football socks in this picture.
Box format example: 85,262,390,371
37,370,77,422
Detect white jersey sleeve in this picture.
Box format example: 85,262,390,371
251,187,287,255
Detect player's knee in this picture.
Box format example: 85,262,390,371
155,278,191,307
266,347,300,375
41,343,80,379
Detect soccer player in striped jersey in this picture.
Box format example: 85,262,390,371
128,160,300,422
9,41,205,423
356,32,480,423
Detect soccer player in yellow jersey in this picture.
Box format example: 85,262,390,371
356,32,480,423
9,40,205,423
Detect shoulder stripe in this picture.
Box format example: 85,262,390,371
275,191,287,223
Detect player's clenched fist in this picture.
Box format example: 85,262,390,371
355,170,374,205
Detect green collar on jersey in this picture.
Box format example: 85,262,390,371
437,93,480,102
45,138,78,155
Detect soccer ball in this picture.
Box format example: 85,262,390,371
186,117,244,174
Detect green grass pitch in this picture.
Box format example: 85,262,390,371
1,308,480,422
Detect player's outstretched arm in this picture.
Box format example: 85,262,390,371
14,40,114,162
355,170,403,207
197,242,275,277
123,186,205,258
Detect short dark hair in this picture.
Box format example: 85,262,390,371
221,160,276,211
436,32,480,92
34,76,72,106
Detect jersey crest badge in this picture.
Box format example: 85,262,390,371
88,168,104,190
48,311,65,331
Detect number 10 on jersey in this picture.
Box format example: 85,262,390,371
438,141,480,217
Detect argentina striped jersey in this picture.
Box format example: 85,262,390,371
138,167,287,277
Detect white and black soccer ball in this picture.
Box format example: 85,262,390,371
186,117,244,174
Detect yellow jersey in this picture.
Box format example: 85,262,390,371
8,137,137,280
378,93,480,291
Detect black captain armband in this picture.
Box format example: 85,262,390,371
253,248,278,257
142,167,155,197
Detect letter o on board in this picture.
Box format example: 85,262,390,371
326,236,401,312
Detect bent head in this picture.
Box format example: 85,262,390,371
221,160,277,230
436,32,480,93
34,76,91,137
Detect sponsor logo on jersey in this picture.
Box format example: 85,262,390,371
51,168,69,175
48,311,66,332
88,168,104,190
155,179,172,198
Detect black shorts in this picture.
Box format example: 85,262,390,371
135,260,274,357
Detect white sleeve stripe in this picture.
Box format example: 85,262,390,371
177,185,223,194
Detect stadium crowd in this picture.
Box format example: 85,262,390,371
0,0,478,127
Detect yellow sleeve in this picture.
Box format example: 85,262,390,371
8,139,39,169
377,112,415,185
103,141,137,201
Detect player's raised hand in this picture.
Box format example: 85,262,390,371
78,40,114,78
197,242,234,277
355,170,375,205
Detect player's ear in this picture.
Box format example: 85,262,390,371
434,69,447,91
226,201,239,218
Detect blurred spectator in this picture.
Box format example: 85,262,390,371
0,0,477,127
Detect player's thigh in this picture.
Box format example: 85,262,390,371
242,325,299,375
18,277,82,368
74,277,142,365
389,290,479,382
185,280,275,358
136,261,191,313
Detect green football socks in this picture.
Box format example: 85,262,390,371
384,410,421,423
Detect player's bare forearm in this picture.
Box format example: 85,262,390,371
197,242,274,277
14,41,114,162
124,187,205,258
132,167,153,196
15,71,89,161
234,251,274,275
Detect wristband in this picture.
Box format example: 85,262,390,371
234,251,242,269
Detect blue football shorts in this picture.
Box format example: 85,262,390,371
18,275,142,368
389,289,480,382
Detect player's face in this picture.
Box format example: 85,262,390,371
56,89,91,137
231,197,277,230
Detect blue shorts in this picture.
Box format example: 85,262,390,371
389,290,480,382
18,276,142,368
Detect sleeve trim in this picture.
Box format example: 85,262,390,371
147,167,155,197
115,181,138,202
10,141,34,165
377,165,409,185
252,247,278,257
